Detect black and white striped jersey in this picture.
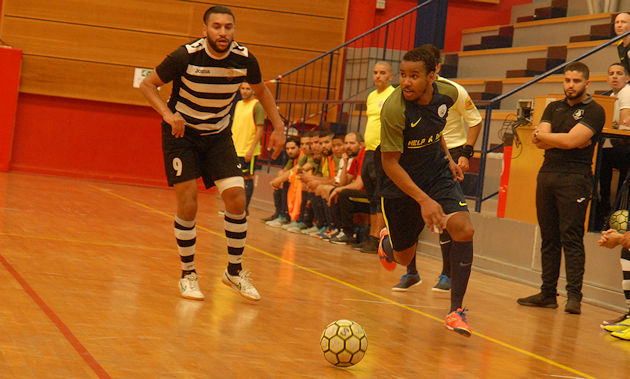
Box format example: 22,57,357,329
155,38,262,134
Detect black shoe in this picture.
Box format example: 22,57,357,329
360,236,379,254
352,239,367,250
565,298,581,314
517,292,558,308
261,214,278,222
330,231,353,245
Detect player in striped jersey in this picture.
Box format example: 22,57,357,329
140,5,285,302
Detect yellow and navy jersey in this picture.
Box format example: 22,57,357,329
155,38,262,134
379,82,457,197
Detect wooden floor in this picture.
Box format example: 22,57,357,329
1,172,629,378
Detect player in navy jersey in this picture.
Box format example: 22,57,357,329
140,5,285,302
376,47,475,337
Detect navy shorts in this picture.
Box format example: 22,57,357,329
382,175,468,251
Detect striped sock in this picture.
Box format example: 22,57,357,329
174,216,196,277
225,211,247,275
622,248,630,310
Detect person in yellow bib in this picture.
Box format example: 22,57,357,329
355,62,395,253
232,82,265,212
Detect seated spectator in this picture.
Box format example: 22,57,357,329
598,62,630,227
299,131,340,237
327,132,369,245
265,136,306,227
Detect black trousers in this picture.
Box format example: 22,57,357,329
536,171,592,301
273,181,290,218
361,151,381,214
334,189,370,234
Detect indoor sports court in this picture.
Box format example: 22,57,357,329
3,0,630,377
0,171,628,378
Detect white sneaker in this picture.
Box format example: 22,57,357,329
179,272,204,300
282,221,298,230
266,217,286,227
301,225,319,235
222,269,261,301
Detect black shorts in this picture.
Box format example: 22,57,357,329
382,176,468,251
237,156,257,176
162,123,242,188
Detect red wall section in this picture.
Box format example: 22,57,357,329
347,0,532,52
444,0,531,52
0,47,21,171
11,94,167,187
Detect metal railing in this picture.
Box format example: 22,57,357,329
271,0,433,133
473,29,630,212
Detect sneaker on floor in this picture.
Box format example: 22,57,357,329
392,273,421,292
222,269,261,301
360,236,379,254
601,312,630,329
315,227,337,240
378,227,396,271
351,239,366,250
611,326,630,340
565,298,581,314
516,292,558,308
282,220,298,230
217,210,225,216
445,308,472,337
266,216,288,227
432,274,451,292
302,225,321,235
261,214,278,222
330,231,353,244
179,272,204,301
286,221,307,233
604,319,630,332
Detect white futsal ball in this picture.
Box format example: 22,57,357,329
320,319,368,367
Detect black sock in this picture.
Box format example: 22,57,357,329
440,230,452,276
244,178,254,211
449,241,473,312
181,269,196,278
228,263,242,276
407,255,418,274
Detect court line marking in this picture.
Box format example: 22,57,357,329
0,252,112,379
90,184,594,379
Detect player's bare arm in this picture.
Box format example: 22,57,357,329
245,124,264,162
381,151,446,232
139,71,186,138
250,82,286,159
328,176,364,206
459,121,481,172
441,138,463,181
534,123,594,149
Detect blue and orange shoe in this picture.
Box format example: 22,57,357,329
445,308,472,337
378,227,396,271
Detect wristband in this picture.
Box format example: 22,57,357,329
461,144,474,159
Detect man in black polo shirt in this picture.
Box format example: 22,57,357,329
517,62,605,314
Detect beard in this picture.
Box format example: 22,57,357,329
206,33,232,53
565,86,586,100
